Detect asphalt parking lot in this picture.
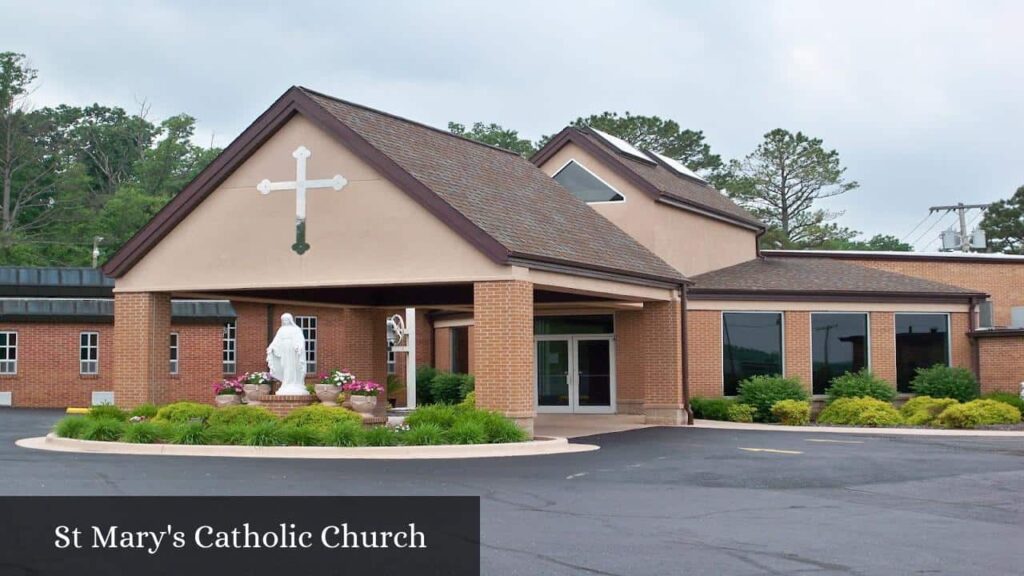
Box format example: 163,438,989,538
3,409,1023,575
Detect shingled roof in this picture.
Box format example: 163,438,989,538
689,256,986,300
104,87,684,286
532,127,763,229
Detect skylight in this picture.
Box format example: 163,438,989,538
650,151,707,183
590,128,652,163
553,160,625,203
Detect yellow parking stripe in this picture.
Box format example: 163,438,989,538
738,447,803,455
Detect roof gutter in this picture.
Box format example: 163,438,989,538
687,289,987,303
680,284,693,425
507,253,689,290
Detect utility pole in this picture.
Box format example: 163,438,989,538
928,203,989,252
91,236,104,268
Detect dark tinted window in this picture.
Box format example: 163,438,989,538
723,312,783,396
450,326,470,373
553,161,624,203
534,315,614,335
812,313,868,395
895,314,949,392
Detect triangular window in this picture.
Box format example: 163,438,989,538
553,160,624,203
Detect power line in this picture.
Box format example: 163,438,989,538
901,211,936,243
928,202,991,252
910,210,952,249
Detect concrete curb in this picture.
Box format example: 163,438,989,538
693,419,1024,437
16,434,599,460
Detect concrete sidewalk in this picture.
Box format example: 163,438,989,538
694,418,1024,437
534,414,650,438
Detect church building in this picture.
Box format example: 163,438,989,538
2,87,1023,435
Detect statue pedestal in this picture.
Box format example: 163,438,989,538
249,394,315,418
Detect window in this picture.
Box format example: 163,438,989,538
169,333,179,375
812,313,868,395
0,331,17,374
295,316,317,374
450,326,469,373
80,332,99,375
895,313,949,393
552,160,624,203
222,322,236,374
722,312,783,396
387,344,396,375
534,315,615,335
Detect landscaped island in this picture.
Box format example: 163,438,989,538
52,398,527,447
691,365,1023,429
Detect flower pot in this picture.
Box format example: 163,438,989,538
315,383,341,406
242,384,262,405
215,394,241,407
349,395,377,414
259,383,273,395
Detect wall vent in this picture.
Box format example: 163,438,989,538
0,392,10,406
978,301,994,329
91,391,115,406
1011,307,1024,329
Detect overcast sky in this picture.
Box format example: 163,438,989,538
4,0,1022,250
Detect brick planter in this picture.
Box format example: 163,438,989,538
245,394,314,417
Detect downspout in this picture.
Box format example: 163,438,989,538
968,297,980,379
680,284,694,425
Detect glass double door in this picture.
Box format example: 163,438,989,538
535,336,615,413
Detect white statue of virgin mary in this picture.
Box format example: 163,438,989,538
266,313,309,395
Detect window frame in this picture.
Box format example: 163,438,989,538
809,312,871,396
894,312,951,393
0,331,17,375
222,321,237,375
294,315,318,374
450,325,470,373
79,331,99,375
552,159,627,205
169,332,180,375
721,311,785,397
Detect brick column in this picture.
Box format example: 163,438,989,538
473,280,535,436
113,292,171,408
340,308,389,416
642,297,687,425
614,310,644,414
784,311,813,393
870,311,897,385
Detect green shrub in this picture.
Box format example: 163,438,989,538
54,416,89,439
207,423,250,445
320,421,363,447
469,410,528,443
900,396,960,426
88,404,127,421
910,365,979,402
128,403,159,419
120,422,164,444
280,424,321,446
459,391,476,409
825,369,896,403
361,425,400,446
980,392,1024,414
167,422,210,445
690,397,734,421
817,397,903,427
405,404,459,429
153,402,215,424
80,417,127,441
934,399,1022,429
280,405,361,432
446,420,487,444
771,400,811,426
737,375,809,422
726,403,756,423
403,423,446,445
415,365,440,405
245,422,287,446
207,405,277,427
429,373,474,404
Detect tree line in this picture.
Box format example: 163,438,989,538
3,52,1020,267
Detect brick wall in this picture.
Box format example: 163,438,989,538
473,281,534,434
169,324,225,404
114,292,171,408
783,311,812,391
434,327,452,372
642,298,685,424
614,310,644,414
869,312,897,384
976,334,1024,394
687,310,722,398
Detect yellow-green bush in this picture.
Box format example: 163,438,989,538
900,396,959,426
816,397,902,427
771,399,810,426
726,403,757,423
934,399,1021,429
280,405,361,432
207,405,277,427
153,402,215,424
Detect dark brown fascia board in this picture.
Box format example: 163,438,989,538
531,128,763,233
968,328,1024,339
507,252,688,289
103,86,510,278
761,250,1024,264
687,289,986,303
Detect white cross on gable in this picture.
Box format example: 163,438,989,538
257,145,347,254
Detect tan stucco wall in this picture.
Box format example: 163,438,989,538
116,115,515,292
537,143,757,276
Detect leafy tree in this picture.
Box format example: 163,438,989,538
981,185,1024,254
448,122,536,157
820,233,913,252
725,129,859,248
